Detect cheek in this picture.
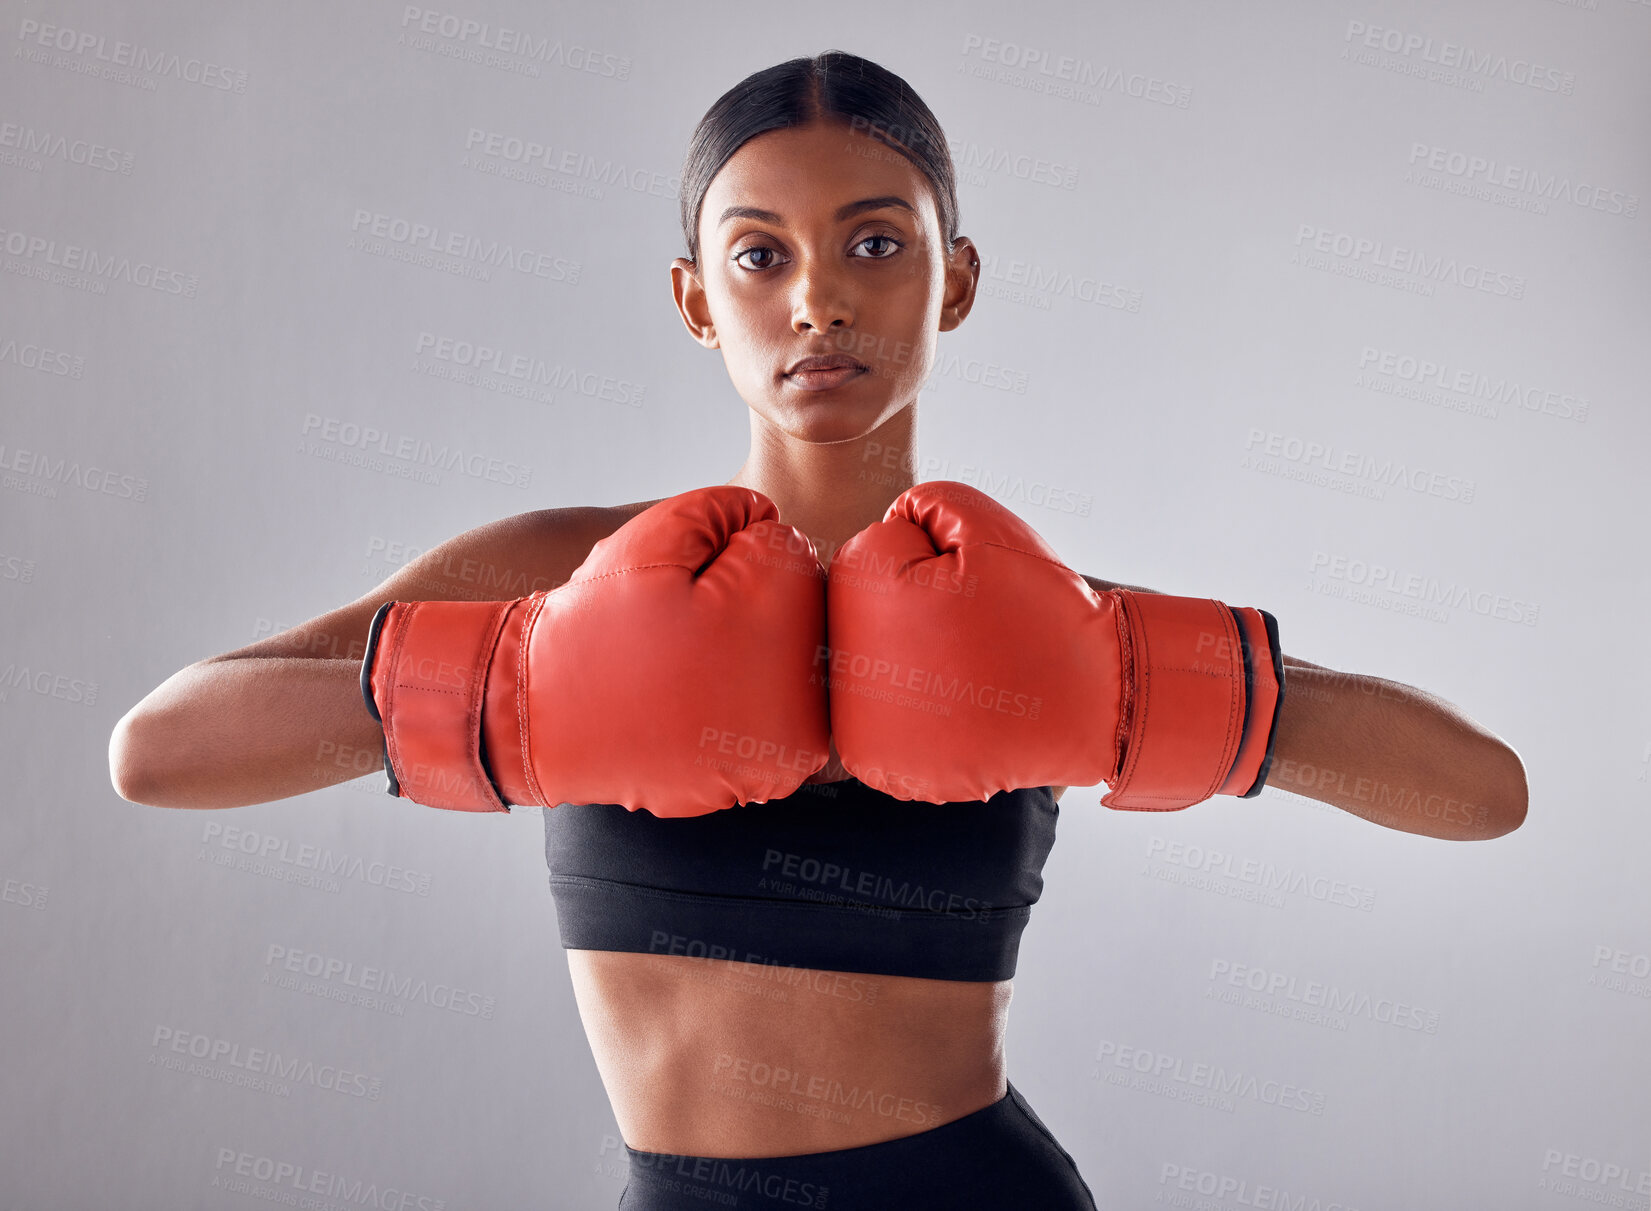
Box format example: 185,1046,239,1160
888,260,945,323
716,287,785,340
874,283,942,380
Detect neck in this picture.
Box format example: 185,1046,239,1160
725,403,919,569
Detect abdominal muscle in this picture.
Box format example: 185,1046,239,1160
566,949,1013,1158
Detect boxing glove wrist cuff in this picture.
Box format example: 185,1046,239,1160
1223,607,1285,799
478,596,541,808
1099,592,1284,812
361,599,515,813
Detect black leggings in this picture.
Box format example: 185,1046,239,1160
617,1081,1096,1210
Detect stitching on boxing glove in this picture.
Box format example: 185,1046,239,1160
565,561,708,585
1140,663,1246,679
468,602,514,812
1214,604,1246,799
1111,595,1135,786
968,539,1074,571
517,591,551,809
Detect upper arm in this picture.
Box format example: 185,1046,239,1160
1080,572,1162,598
1079,572,1323,671
203,506,622,667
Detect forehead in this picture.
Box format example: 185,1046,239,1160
702,121,934,231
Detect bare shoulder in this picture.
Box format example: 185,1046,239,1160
205,496,667,664
350,496,668,607
436,498,667,594
1080,572,1159,596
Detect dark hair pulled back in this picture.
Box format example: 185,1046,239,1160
678,51,959,266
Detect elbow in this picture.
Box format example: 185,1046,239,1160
108,710,155,804
1474,744,1529,840
108,709,179,808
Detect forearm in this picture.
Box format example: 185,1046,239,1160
1078,574,1528,839
1265,662,1528,840
109,656,382,809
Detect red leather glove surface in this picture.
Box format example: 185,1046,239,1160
825,481,1282,808
363,485,831,817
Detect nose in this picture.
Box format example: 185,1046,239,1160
790,260,854,334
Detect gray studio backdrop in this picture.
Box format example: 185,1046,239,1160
3,2,1647,1208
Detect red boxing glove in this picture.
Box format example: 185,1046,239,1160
361,486,831,817
825,481,1284,809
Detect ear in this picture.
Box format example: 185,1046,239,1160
938,237,980,333
670,257,720,349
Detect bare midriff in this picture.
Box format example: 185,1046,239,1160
566,949,1012,1159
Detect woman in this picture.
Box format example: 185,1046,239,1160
110,51,1528,1209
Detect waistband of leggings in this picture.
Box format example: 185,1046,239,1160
623,1080,1020,1172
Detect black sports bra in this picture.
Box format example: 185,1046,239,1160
541,777,1059,982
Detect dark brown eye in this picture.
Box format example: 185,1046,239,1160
856,234,902,258
733,246,780,271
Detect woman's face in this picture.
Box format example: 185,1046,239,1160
673,119,977,444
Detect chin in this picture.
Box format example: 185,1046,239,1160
779,406,884,449
760,393,884,443
779,413,872,445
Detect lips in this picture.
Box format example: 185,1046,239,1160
786,354,866,376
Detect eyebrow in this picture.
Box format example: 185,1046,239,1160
715,195,917,230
